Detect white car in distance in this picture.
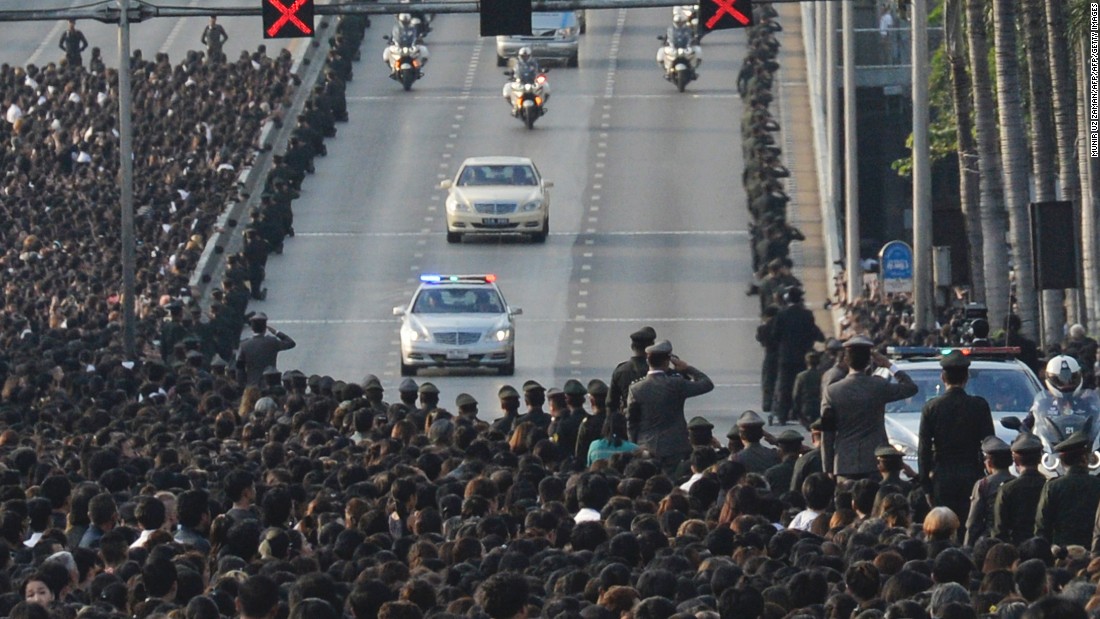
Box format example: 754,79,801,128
440,156,551,244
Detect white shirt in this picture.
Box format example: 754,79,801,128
879,13,894,37
574,508,601,523
788,509,822,532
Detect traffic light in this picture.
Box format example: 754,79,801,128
697,0,753,31
480,0,532,36
263,0,314,38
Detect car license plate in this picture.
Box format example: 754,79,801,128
482,218,509,226
446,349,469,360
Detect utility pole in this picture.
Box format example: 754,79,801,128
118,0,136,358
842,0,859,302
911,0,932,330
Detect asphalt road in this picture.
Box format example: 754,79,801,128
254,9,765,432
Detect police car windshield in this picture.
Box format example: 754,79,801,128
885,368,1039,414
457,165,538,186
413,287,504,314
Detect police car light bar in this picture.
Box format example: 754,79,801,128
420,274,497,283
886,346,1022,357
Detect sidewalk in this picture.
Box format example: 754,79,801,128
773,3,834,336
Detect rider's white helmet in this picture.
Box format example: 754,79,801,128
518,47,532,61
1045,354,1084,397
398,13,412,25
673,13,688,26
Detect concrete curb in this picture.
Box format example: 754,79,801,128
189,17,340,307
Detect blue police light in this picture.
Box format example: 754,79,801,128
420,274,442,283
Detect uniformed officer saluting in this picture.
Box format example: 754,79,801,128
235,312,296,387
918,350,995,523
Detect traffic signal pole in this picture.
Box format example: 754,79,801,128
911,0,934,331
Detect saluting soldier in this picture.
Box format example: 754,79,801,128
1035,431,1100,547
991,433,1045,544
963,437,1014,546
729,410,780,474
917,351,995,523
607,326,656,414
235,312,296,387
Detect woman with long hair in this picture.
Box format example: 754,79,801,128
586,412,638,467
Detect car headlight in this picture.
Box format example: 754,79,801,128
493,328,511,342
448,199,470,213
401,322,430,342
520,200,543,212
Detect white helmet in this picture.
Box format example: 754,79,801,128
518,47,532,61
398,13,412,25
1045,354,1084,397
673,13,688,26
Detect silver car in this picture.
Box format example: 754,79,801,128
440,156,551,243
879,349,1042,472
394,274,522,376
496,11,580,67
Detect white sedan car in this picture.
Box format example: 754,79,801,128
440,156,551,244
394,274,522,376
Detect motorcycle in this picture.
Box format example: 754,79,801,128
656,25,701,92
1001,389,1100,476
503,65,550,130
383,26,428,91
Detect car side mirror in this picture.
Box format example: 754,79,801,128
657,35,666,41
383,35,392,41
503,70,514,77
510,307,523,316
543,181,553,188
393,307,406,316
439,179,453,190
1000,416,1022,431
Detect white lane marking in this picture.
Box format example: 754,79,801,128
604,9,627,98
294,230,750,237
276,317,759,325
348,93,740,102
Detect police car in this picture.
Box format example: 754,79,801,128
878,347,1043,472
393,274,521,376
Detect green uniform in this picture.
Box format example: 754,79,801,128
1034,465,1100,546
991,469,1045,545
764,457,796,494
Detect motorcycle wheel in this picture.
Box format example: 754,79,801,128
524,109,537,130
401,69,416,91
676,70,690,92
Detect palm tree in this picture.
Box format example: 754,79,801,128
992,0,1039,341
1023,0,1061,345
966,0,1008,328
945,0,984,303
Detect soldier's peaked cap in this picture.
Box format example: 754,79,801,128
455,393,477,408
563,380,587,396
587,379,609,397
981,436,1011,454
522,380,545,393
1054,431,1090,453
398,378,419,393
1010,433,1043,453
687,417,714,431
630,326,658,343
843,335,875,348
874,444,903,458
776,429,803,443
249,311,268,322
737,410,766,427
418,382,439,395
645,340,673,355
940,351,971,369
498,385,520,398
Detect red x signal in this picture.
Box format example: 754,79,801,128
699,0,754,31
263,0,314,38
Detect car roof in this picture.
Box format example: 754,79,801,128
459,156,535,166
895,358,1033,371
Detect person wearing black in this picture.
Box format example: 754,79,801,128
517,380,551,430
201,16,229,63
756,305,779,421
59,20,88,66
575,380,608,463
607,326,656,414
490,384,522,436
1036,431,1100,547
963,436,1013,546
769,287,824,425
917,350,994,523
235,312,297,387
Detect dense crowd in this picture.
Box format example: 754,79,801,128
2,6,1100,619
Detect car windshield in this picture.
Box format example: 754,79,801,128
531,12,573,30
885,367,1039,414
413,287,505,314
457,164,537,186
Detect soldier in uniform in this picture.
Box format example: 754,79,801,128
607,326,656,414
963,436,1014,546
726,426,745,462
388,378,419,421
790,419,823,493
413,382,440,432
59,20,89,66
201,16,229,63
675,417,722,479
455,393,481,425
491,385,522,436
575,380,609,463
991,433,1045,544
820,338,848,389
873,444,913,497
764,430,804,493
756,305,780,420
562,380,591,461
235,313,296,387
548,388,583,466
770,286,824,425
159,301,189,362
362,375,390,416
1035,431,1100,547
517,381,551,430
729,410,780,474
918,350,995,523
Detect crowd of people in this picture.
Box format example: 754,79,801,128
2,6,1100,619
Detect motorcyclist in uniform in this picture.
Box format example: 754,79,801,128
383,13,430,71
502,47,550,106
1022,355,1100,449
656,12,702,74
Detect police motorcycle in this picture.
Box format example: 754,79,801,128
656,13,702,92
1000,355,1100,477
383,14,429,91
502,48,550,130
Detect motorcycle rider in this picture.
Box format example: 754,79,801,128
502,47,550,106
656,12,702,73
1022,354,1100,446
382,13,429,72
